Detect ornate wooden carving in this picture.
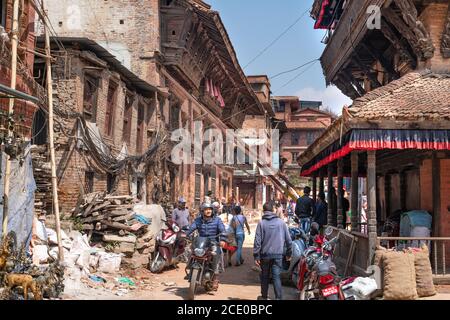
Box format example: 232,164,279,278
342,69,366,96
392,0,435,59
333,74,361,100
442,3,450,58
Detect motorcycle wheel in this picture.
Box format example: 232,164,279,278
299,278,315,300
188,268,199,300
150,253,166,273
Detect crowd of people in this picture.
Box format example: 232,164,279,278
167,186,352,300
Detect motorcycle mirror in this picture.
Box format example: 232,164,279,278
325,226,333,237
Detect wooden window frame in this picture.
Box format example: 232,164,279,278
82,73,99,122
0,0,6,27
105,81,118,137
85,171,94,193
122,93,134,143
136,102,145,153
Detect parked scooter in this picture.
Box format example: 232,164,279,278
281,226,307,286
185,236,220,300
149,219,190,273
297,226,340,300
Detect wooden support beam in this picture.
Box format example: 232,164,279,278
360,42,400,79
442,2,450,58
431,153,441,238
337,158,344,229
351,152,359,231
319,170,325,195
400,170,407,211
367,151,377,264
339,71,366,97
382,7,422,58
380,17,416,66
312,175,317,203
333,76,360,100
352,54,382,89
327,165,334,227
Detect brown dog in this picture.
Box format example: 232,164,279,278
4,273,42,300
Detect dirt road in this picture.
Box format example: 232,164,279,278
129,223,298,300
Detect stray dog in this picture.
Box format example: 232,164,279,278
4,273,42,300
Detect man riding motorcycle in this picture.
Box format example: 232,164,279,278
185,202,227,291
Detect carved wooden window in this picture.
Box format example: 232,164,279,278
85,171,94,193
170,103,180,131
136,103,145,153
122,94,133,143
83,74,99,122
105,81,118,136
306,132,315,145
292,152,299,164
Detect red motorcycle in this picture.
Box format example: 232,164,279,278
150,219,190,273
298,227,340,300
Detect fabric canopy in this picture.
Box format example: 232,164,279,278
300,129,450,176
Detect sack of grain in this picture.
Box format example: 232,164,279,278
407,245,436,297
383,250,418,300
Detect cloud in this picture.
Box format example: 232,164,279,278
295,86,353,115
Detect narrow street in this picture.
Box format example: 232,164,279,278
62,223,298,300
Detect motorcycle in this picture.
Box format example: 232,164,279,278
185,236,219,300
298,227,340,300
149,219,190,273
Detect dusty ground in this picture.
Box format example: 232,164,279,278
61,223,297,300
61,221,450,300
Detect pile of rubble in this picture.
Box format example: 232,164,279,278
70,193,168,270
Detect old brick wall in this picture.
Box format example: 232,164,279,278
50,49,159,213
42,0,161,86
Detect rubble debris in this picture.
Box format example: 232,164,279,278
31,145,52,218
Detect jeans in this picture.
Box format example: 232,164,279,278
260,258,283,300
235,233,245,264
300,218,311,233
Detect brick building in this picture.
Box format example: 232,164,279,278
272,96,333,187
299,0,450,275
0,0,40,138
40,0,268,212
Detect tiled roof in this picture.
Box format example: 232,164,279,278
286,121,329,129
349,71,450,120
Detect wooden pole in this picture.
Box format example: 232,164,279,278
2,0,20,237
351,152,359,231
367,150,377,264
312,174,317,203
43,1,64,261
327,165,333,227
337,158,344,229
319,170,325,195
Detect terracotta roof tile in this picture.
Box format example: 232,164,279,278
349,71,450,120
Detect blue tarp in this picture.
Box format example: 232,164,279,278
0,144,36,250
400,210,432,237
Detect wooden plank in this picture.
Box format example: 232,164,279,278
83,193,99,217
108,209,132,217
90,201,112,213
81,214,108,224
112,213,135,222
100,220,135,232
102,234,137,244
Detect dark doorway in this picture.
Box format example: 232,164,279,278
32,109,47,145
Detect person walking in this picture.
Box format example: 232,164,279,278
295,186,315,233
219,205,237,267
254,202,292,300
313,192,328,231
231,205,251,266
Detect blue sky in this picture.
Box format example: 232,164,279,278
207,0,352,114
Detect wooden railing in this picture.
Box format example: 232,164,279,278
376,237,450,276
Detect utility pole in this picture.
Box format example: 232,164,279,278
42,0,64,261
2,0,20,238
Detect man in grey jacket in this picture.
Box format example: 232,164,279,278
253,202,292,300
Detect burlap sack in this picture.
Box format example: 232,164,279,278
373,246,388,297
383,250,418,300
407,245,436,297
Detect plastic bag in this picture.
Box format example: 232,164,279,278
97,252,122,273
